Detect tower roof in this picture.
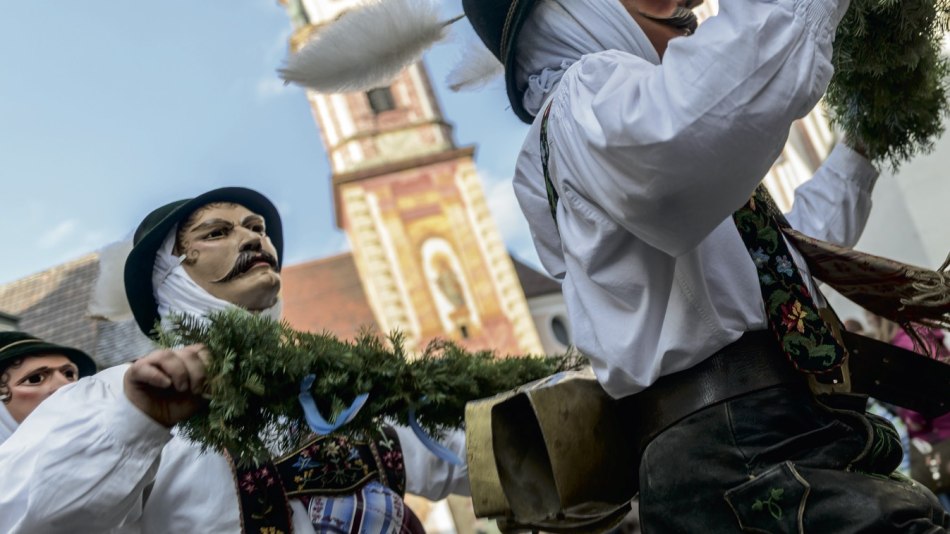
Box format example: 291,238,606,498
510,256,561,298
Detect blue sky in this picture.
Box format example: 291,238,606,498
0,0,536,285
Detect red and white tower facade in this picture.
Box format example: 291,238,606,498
280,0,544,357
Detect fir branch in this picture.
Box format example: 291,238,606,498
827,0,950,168
159,309,581,466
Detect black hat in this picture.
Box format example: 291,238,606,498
123,187,284,338
0,331,97,378
462,0,541,124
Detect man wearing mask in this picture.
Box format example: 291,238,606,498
0,187,468,533
0,331,97,443
462,0,949,531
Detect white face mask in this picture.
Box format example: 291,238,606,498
152,227,283,331
175,203,281,311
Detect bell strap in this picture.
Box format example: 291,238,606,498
732,185,848,374
783,228,950,331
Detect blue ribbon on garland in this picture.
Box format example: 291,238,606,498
407,400,464,466
298,374,370,435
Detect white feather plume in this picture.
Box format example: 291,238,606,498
446,38,504,92
279,0,456,93
87,238,134,322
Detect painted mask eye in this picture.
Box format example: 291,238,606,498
24,373,46,385
639,5,698,33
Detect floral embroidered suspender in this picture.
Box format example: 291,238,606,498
227,426,406,534
539,102,849,378
731,186,848,375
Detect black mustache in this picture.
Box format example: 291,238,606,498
640,6,698,33
212,251,278,284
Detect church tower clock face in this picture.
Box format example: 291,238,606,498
279,0,543,355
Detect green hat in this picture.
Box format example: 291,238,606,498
0,331,97,377
123,187,284,338
462,0,540,124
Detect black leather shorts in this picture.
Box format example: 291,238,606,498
638,385,950,533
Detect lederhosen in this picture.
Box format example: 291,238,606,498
226,426,425,534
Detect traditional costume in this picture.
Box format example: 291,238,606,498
0,187,468,533
457,0,950,531
0,331,97,445
0,401,15,445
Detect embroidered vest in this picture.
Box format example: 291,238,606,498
226,425,406,534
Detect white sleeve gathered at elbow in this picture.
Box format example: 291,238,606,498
785,142,879,246
392,425,470,501
0,366,171,533
553,0,850,257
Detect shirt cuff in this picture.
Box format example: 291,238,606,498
823,142,880,193
105,390,173,454
799,0,850,44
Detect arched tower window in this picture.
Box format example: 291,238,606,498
421,238,480,338
551,315,571,346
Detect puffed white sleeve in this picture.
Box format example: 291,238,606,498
392,425,470,500
0,365,171,533
551,0,851,257
784,142,879,247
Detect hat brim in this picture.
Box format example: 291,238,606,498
0,341,97,378
503,0,541,125
124,187,284,338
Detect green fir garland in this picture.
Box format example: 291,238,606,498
158,309,580,467
827,0,950,167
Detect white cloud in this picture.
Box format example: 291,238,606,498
256,77,290,99
53,230,110,262
37,219,79,250
253,25,294,100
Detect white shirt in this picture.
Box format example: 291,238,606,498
513,0,878,398
0,403,17,445
0,365,469,533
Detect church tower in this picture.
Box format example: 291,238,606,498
279,0,544,356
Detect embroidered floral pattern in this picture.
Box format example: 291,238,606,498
276,426,406,498
227,451,292,534
732,186,847,373
853,413,904,474
240,466,278,493
776,255,794,277
751,487,785,521
230,426,407,534
781,301,808,334
540,103,559,226
751,248,770,268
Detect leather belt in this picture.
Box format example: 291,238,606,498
622,330,806,452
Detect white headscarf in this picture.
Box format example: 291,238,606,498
152,228,282,329
0,402,18,444
515,0,660,117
